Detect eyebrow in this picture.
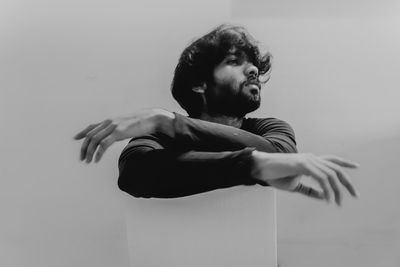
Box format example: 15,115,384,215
226,49,242,56
226,49,249,60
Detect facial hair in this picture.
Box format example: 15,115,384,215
205,81,261,117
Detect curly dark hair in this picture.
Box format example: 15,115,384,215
171,24,272,118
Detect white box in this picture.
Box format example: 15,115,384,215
123,186,277,267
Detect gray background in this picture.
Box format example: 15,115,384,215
1,0,399,266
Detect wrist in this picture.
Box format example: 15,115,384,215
250,150,271,185
152,109,175,134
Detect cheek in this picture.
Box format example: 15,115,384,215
214,70,241,89
213,68,226,84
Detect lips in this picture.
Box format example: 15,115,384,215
247,83,260,90
244,82,261,96
245,81,261,91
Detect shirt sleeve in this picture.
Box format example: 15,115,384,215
117,137,258,199
245,117,298,153
166,112,297,153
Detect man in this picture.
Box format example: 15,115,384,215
74,24,359,205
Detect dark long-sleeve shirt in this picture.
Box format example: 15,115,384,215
118,113,297,198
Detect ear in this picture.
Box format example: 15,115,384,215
192,83,207,94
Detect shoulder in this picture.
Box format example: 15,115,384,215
242,117,295,136
242,117,297,153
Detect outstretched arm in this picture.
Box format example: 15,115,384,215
118,136,360,205
165,112,297,153
117,137,259,198
74,109,296,163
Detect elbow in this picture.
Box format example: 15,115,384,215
117,173,152,199
117,175,130,194
118,155,154,198
117,145,168,198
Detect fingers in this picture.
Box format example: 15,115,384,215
94,136,115,163
320,159,360,198
80,120,112,162
74,123,100,140
302,162,331,203
287,153,360,206
85,124,117,163
308,155,360,206
320,155,360,168
311,158,343,206
294,183,325,200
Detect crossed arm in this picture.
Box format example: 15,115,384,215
118,144,258,198
74,108,360,205
116,113,297,198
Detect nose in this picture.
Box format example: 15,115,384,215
245,62,258,78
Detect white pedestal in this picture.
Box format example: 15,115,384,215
123,186,277,267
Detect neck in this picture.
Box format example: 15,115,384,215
198,112,243,128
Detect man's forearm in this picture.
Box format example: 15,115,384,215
118,144,260,199
156,111,296,153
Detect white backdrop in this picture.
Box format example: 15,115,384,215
1,0,399,266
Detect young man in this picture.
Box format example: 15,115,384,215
74,24,359,206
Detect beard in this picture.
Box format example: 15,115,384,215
205,81,261,117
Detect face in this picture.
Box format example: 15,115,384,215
205,49,261,117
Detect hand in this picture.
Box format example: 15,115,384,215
251,152,360,206
73,108,174,163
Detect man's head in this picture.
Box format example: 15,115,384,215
171,24,272,118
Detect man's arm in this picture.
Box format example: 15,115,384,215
76,109,359,204
160,112,297,154
117,138,259,198
75,109,297,163
117,135,359,205
116,112,297,199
